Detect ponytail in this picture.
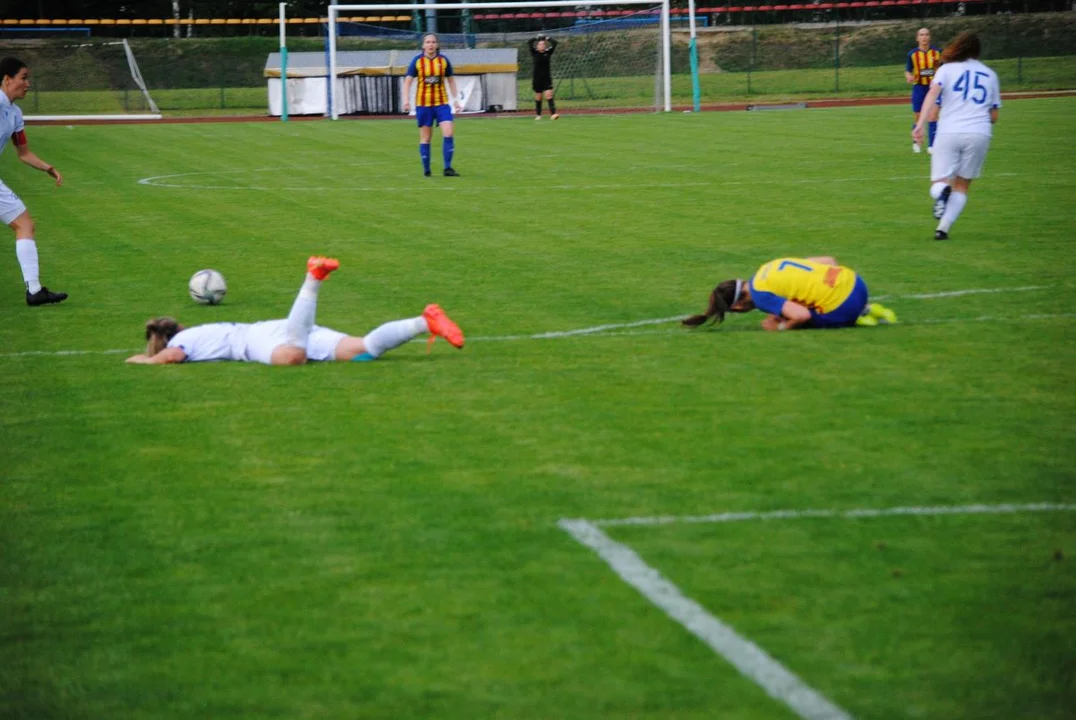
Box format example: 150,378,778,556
683,279,741,327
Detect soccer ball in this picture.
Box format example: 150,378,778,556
188,269,227,305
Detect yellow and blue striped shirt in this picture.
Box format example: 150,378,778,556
407,54,454,107
906,47,941,86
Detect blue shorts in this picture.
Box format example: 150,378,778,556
810,276,869,329
911,84,930,113
416,105,454,127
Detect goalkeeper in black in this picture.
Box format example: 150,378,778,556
529,35,559,119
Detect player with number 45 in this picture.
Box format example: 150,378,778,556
913,31,1001,242
682,257,897,332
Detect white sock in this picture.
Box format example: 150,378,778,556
284,276,321,348
930,182,949,200
937,191,967,233
15,239,41,293
362,316,428,358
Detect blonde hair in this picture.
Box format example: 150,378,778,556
145,316,182,355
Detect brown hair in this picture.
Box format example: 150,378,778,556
683,279,745,327
144,316,182,356
940,31,981,64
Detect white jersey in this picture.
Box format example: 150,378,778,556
932,59,1001,137
0,90,25,159
168,322,252,362
166,320,347,364
0,92,28,225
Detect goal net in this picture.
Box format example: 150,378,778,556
0,39,160,120
324,1,670,118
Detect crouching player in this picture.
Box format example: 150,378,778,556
683,256,897,331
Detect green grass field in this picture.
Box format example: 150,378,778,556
2,98,1075,719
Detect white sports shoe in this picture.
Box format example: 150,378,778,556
913,142,922,154
927,146,934,155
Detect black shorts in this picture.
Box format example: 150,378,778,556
532,75,553,93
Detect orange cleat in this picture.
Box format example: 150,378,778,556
307,256,340,281
423,303,464,350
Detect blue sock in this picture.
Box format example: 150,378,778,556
419,143,431,174
352,352,377,363
443,136,454,170
928,121,937,147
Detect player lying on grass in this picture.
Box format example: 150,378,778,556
126,256,464,365
683,256,897,331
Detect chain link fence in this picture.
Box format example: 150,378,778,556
1,11,1072,115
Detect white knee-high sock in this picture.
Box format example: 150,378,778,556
362,316,428,358
937,191,968,233
930,181,949,200
15,239,41,293
285,276,321,348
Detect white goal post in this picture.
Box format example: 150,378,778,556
23,39,161,122
326,0,672,120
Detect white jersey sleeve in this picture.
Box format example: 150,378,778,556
933,59,1000,137
167,323,251,362
0,93,25,158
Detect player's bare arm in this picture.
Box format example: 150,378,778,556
14,140,62,186
402,76,413,112
761,301,811,331
126,347,186,364
806,256,838,266
447,76,461,112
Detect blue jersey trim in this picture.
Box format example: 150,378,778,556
748,278,786,316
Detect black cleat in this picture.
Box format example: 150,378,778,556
934,230,949,241
424,169,431,177
443,168,460,177
26,286,68,306
932,185,951,220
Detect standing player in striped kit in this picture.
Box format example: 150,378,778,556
403,34,463,177
905,28,941,155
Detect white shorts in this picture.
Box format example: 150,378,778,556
0,179,28,226
242,320,347,365
931,133,992,181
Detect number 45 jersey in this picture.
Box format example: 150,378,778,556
748,258,858,316
933,59,1002,137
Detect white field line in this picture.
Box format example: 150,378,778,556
872,285,1048,300
559,518,854,720
560,502,1074,719
587,501,1076,527
136,168,1076,192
